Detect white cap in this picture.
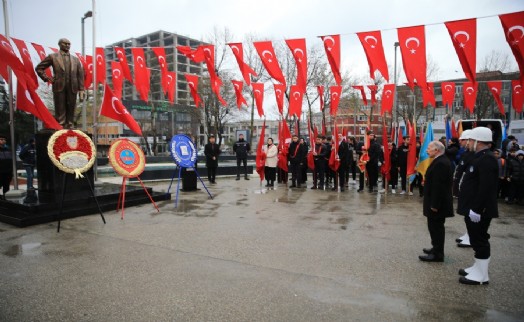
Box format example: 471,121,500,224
459,129,473,140
469,127,493,142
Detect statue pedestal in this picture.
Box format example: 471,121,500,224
36,130,94,203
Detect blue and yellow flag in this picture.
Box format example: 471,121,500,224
415,122,434,179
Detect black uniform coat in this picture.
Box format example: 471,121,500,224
423,154,454,218
457,149,499,218
204,142,221,168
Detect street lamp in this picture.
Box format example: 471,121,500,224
81,10,92,131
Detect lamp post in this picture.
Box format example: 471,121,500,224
393,42,400,125
81,10,92,131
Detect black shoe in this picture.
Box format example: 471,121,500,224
236,177,240,181
331,187,337,191
245,176,250,180
422,248,433,254
459,276,489,285
340,188,344,192
311,186,317,190
357,188,363,192
455,238,463,243
458,268,468,276
457,243,472,248
265,184,270,187
418,254,444,262
290,184,297,188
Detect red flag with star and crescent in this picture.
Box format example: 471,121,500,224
232,80,248,109
397,25,427,90
228,43,257,86
0,35,30,89
277,120,292,172
16,82,62,130
512,80,523,113
463,82,478,113
487,81,505,115
176,45,205,63
163,71,176,104
441,82,455,107
100,84,142,136
381,83,395,115
321,35,342,86
132,48,150,102
95,47,106,85
31,42,53,83
256,119,267,181
274,83,286,115
11,37,38,88
254,41,286,86
288,85,304,119
114,46,133,84
252,82,265,117
500,12,524,85
285,38,308,91
352,85,368,106
317,85,325,110
111,61,124,99
185,74,203,107
152,47,168,75
357,31,389,82
329,85,342,116
328,122,340,172
422,82,436,108
445,18,477,84
368,85,378,105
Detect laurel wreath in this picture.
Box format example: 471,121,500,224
108,139,146,177
47,130,96,179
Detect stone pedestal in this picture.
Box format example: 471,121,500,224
36,130,94,203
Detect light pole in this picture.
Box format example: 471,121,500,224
81,10,92,131
393,42,400,125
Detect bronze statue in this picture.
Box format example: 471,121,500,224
35,38,85,129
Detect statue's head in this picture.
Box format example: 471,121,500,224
58,38,71,52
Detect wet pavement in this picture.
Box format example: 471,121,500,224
1,175,523,321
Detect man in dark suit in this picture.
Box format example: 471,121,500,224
419,141,454,262
204,134,221,184
35,38,85,128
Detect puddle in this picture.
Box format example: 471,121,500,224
3,242,43,257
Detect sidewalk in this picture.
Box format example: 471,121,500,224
1,176,523,321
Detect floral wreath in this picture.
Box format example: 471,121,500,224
47,129,96,178
108,139,146,177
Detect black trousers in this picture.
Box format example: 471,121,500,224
400,166,407,191
265,166,276,183
427,216,446,255
366,163,378,191
465,215,492,259
0,173,12,195
337,164,347,189
290,162,302,184
236,158,248,177
207,166,216,182
314,160,325,188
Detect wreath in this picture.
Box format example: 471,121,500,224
108,139,146,177
47,130,96,178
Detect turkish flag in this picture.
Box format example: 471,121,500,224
352,85,368,106
285,38,308,91
163,71,176,104
307,121,315,171
152,47,168,75
83,55,94,90
357,31,389,82
288,85,304,119
381,83,395,115
500,12,524,84
277,120,291,172
75,52,88,84
317,85,325,110
111,61,124,99
256,119,266,181
463,82,478,113
421,82,436,108
320,34,342,86
441,82,455,107
445,18,477,83
397,25,427,90
512,80,523,113
232,80,248,109
11,37,38,88
254,41,286,86
202,45,227,106
132,48,150,102
228,43,257,85
95,47,106,85
31,43,53,82
16,82,62,130
100,84,142,136
381,121,391,180
114,47,133,84
487,81,505,114
328,122,340,172
176,45,205,63
274,83,286,115
451,117,458,139
252,82,265,117
368,85,378,105
185,74,203,107
0,36,30,89
50,47,58,53
329,85,342,116
406,120,417,177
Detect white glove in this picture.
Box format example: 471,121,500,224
469,210,481,223
378,161,382,167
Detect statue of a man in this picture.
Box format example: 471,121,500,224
35,38,85,129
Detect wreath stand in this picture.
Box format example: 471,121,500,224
166,165,213,208
57,171,106,232
117,176,159,219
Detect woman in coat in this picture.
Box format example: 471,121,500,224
263,138,278,187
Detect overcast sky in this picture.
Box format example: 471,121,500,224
2,0,524,85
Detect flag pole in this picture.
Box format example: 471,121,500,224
3,0,20,192
91,0,98,181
